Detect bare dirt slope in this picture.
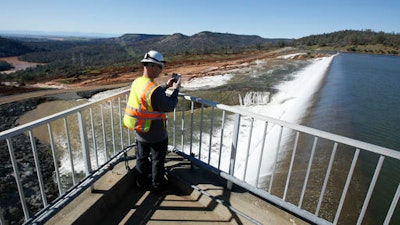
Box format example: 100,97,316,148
1,48,307,104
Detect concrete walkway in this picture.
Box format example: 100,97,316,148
45,150,309,225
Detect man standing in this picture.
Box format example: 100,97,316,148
123,50,181,191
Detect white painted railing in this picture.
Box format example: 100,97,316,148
1,89,399,225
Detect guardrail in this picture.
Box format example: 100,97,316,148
0,89,133,224
1,89,399,225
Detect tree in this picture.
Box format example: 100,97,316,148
0,61,13,72
278,41,286,48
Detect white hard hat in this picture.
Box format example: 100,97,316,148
141,50,166,67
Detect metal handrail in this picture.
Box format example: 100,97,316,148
182,94,399,160
0,89,129,141
1,89,131,224
1,89,399,225
174,93,400,225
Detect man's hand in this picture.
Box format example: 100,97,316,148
166,77,175,88
166,76,181,89
172,76,181,90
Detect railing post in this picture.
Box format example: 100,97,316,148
173,107,177,148
110,100,116,156
198,104,204,159
227,113,241,190
77,111,92,176
29,130,48,207
384,183,400,225
64,117,77,185
125,94,131,145
89,108,99,169
118,97,124,150
217,110,226,170
208,106,215,165
100,104,108,160
48,123,62,195
6,138,30,221
189,101,194,156
180,100,186,152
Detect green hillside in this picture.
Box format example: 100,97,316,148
0,37,34,57
294,29,400,54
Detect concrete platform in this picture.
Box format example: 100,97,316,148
45,150,309,225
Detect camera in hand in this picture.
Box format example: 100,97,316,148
172,73,181,83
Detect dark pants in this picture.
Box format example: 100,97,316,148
135,138,168,188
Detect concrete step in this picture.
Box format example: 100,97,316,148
45,150,308,225
100,188,234,225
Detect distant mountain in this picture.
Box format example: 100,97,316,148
117,33,165,43
112,31,288,55
0,31,290,63
0,30,120,38
0,31,289,59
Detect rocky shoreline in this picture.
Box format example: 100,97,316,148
0,98,59,224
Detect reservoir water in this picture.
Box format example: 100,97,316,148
303,53,400,224
305,53,400,150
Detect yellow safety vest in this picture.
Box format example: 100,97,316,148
123,76,167,132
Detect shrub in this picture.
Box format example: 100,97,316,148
0,61,13,72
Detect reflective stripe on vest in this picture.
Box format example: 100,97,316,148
122,77,167,132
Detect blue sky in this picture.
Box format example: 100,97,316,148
1,0,399,38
